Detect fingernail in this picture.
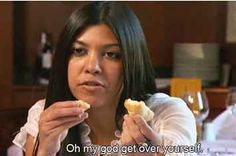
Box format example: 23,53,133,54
81,112,88,119
72,101,78,105
78,111,84,118
124,114,128,119
80,109,85,113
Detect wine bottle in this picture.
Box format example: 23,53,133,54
37,31,53,85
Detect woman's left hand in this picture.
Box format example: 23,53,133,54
121,114,163,156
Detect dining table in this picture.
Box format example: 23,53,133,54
198,140,236,156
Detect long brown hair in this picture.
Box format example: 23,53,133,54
34,2,156,155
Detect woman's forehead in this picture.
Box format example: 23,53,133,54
74,24,119,46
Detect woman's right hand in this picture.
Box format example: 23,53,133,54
37,101,88,156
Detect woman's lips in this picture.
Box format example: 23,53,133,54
80,80,105,91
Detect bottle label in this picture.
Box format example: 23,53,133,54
42,51,52,69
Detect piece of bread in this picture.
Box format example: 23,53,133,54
124,98,154,121
76,100,90,111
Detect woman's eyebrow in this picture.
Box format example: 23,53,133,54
103,43,120,49
74,40,119,49
74,40,88,47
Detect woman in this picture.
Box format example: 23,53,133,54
13,2,196,156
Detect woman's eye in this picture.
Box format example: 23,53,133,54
72,47,87,56
104,52,121,59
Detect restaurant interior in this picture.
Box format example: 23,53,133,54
0,1,236,155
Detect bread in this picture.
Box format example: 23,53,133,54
76,100,90,111
124,99,154,121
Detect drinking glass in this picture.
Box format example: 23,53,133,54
225,90,236,118
183,91,210,141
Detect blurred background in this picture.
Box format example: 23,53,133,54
1,1,236,155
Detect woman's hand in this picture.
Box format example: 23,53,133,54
37,101,88,156
121,114,163,156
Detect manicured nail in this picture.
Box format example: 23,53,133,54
124,114,128,119
72,101,78,105
81,112,88,119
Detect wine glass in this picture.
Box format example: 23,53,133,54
225,90,236,118
183,91,210,141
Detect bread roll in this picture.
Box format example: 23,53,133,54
124,98,154,121
76,100,90,111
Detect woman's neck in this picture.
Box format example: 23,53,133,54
86,105,119,145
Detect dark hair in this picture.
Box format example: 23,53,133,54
34,2,156,155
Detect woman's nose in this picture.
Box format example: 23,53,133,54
85,53,102,74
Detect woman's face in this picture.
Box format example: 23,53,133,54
68,24,123,108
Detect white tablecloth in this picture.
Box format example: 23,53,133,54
198,140,236,156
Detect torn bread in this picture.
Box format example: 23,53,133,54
124,98,154,121
76,100,90,111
